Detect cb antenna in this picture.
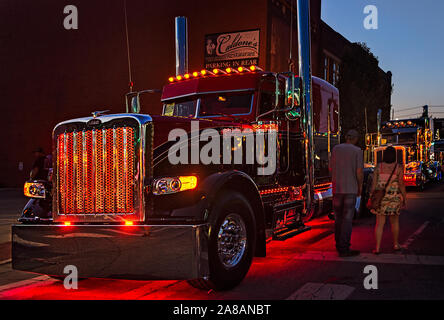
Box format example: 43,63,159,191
124,0,134,92
288,0,295,72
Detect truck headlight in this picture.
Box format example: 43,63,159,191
24,182,46,198
152,176,197,195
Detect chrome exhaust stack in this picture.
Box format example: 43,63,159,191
297,0,315,214
175,16,189,76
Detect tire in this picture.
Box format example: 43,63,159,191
187,191,256,291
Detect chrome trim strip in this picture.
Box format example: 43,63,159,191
139,123,146,221
55,136,59,214
102,128,107,213
123,127,128,213
92,129,97,212
63,132,67,213
113,127,117,212
73,131,77,213
194,98,201,118
82,130,87,212
54,114,152,131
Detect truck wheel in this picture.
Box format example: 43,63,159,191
188,191,255,291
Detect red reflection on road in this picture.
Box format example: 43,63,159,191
1,216,346,300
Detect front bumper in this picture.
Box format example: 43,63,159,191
404,180,419,187
12,224,209,280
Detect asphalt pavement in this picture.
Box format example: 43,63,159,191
0,183,443,300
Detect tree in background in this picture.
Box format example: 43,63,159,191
338,42,393,148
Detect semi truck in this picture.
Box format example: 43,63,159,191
12,0,346,290
371,113,441,190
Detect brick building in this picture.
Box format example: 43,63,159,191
0,0,392,187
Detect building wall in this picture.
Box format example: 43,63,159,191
0,0,269,187
0,0,391,187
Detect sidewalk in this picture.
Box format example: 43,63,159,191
0,188,27,261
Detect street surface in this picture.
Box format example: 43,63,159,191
0,184,443,300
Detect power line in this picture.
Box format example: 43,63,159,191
394,106,423,112
393,113,421,118
394,105,444,113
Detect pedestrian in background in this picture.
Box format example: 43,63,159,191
30,147,48,181
330,129,364,257
369,146,406,254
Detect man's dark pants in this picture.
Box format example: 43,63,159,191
333,194,357,253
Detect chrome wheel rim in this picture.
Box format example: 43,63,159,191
217,213,247,269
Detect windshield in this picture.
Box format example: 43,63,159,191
199,92,252,117
398,132,416,144
162,92,253,118
381,134,397,145
163,99,197,117
382,132,417,145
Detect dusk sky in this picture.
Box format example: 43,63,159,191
321,0,444,119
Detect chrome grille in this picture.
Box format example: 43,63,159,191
56,126,135,215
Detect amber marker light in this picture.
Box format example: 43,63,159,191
192,71,199,77
176,75,183,81
213,68,219,74
184,73,190,79
179,176,198,191
124,221,134,226
250,65,257,71
201,69,207,76
168,77,175,83
238,66,245,72
64,221,71,226
225,67,232,73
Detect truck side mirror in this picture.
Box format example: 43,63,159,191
131,96,140,113
285,76,301,120
125,89,161,113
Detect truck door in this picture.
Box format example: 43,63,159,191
256,76,305,187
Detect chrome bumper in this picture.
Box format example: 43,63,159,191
12,224,209,280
